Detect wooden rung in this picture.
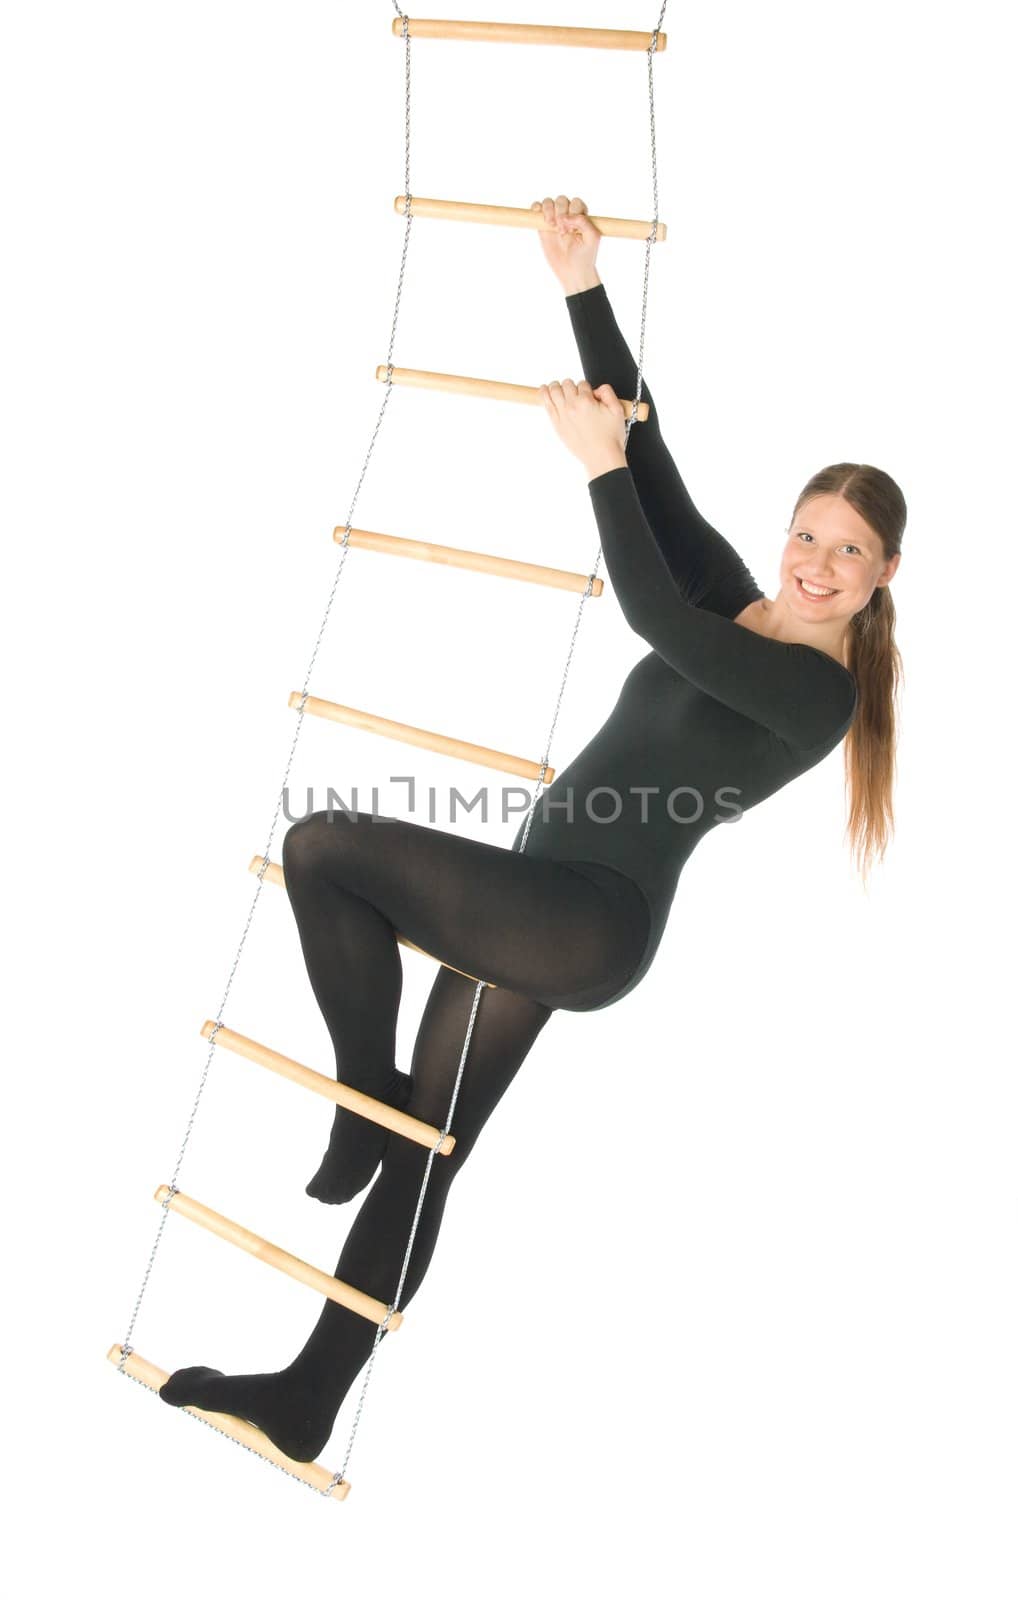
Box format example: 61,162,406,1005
288,691,556,783
375,364,650,423
390,18,667,52
106,1344,350,1499
248,854,496,988
199,1019,457,1156
153,1185,404,1331
394,195,667,243
333,522,604,596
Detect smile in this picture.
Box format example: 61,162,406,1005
796,576,839,600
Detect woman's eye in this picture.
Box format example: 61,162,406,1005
796,531,814,542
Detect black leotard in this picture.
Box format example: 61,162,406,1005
156,284,859,1461
511,282,858,1006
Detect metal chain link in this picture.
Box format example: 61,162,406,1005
114,0,668,1504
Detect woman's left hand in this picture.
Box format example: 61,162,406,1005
540,379,629,477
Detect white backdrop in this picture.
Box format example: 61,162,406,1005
4,1,1015,1594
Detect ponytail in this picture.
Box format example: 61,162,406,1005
844,580,904,878
790,464,906,880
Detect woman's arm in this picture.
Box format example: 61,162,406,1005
589,464,857,750
567,282,764,620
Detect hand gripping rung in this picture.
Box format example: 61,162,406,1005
375,363,649,423
394,195,667,243
199,1019,457,1155
106,1345,350,1499
287,692,556,783
153,1186,404,1330
333,521,604,596
390,18,668,52
248,855,497,988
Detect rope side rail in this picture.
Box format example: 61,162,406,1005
199,1019,458,1155
393,194,667,242
389,18,668,51
332,522,605,596
248,855,496,987
374,363,650,422
106,1346,351,1501
287,692,557,783
153,1186,405,1330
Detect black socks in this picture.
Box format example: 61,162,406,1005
159,1362,349,1463
159,1302,386,1462
305,1066,413,1205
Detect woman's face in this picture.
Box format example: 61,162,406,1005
778,493,900,624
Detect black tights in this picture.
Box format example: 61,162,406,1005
160,808,649,1460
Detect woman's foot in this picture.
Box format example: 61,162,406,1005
306,1067,413,1204
158,1364,339,1463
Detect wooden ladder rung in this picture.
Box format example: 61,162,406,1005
390,18,668,52
199,1019,457,1155
375,364,650,423
106,1345,350,1499
287,692,556,783
394,195,667,243
248,855,497,988
333,522,604,596
154,1185,404,1330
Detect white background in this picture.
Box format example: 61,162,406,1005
3,1,1015,1594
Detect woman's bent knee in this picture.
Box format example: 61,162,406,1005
281,812,324,877
281,807,360,876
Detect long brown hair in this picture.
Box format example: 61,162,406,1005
790,464,906,880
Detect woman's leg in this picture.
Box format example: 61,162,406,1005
278,807,647,1203
159,967,554,1460
159,808,648,1458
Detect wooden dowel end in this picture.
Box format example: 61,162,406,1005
248,853,285,887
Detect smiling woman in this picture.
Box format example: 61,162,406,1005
719,466,905,875
785,467,906,874
786,499,894,615
156,196,907,1477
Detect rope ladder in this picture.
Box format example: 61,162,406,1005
108,2,670,1502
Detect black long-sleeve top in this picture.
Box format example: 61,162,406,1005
511,282,858,1007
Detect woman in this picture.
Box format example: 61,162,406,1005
159,195,905,1461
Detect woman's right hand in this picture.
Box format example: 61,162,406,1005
531,194,602,294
